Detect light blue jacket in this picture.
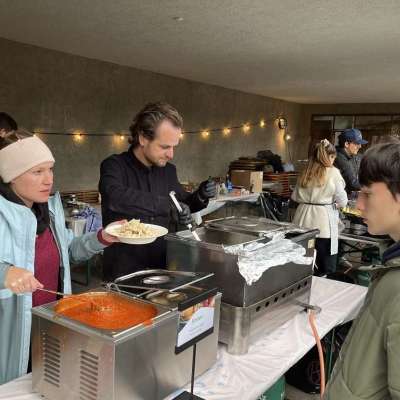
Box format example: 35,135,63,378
0,192,106,384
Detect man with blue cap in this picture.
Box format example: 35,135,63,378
334,128,368,193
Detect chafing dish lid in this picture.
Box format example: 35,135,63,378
207,216,285,233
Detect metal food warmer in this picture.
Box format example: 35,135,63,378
166,216,318,355
32,270,221,400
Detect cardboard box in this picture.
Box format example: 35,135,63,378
230,170,263,193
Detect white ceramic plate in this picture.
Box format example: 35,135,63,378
105,223,168,245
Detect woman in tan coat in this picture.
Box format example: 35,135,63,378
292,139,347,275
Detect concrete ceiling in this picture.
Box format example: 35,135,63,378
0,0,399,104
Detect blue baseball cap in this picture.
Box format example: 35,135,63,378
339,128,368,145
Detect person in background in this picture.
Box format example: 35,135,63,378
0,130,119,385
291,139,347,275
334,128,368,193
99,102,216,281
0,112,18,135
325,140,400,400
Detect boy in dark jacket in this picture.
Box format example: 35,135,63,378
325,140,400,399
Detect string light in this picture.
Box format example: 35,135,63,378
201,130,210,139
223,127,231,136
73,130,83,142
242,123,251,134
32,115,288,141
33,128,43,137
284,133,292,141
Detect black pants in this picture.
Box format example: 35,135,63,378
315,238,337,276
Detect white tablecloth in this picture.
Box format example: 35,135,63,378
193,193,260,224
0,277,367,400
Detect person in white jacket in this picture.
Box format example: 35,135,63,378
291,139,347,275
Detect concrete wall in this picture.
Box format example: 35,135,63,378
0,38,304,191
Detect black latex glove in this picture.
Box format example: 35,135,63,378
178,202,193,226
198,179,217,200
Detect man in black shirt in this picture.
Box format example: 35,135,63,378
99,102,215,280
334,128,368,193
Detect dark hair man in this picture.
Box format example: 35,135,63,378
99,102,215,280
0,112,18,136
334,128,368,193
325,140,400,399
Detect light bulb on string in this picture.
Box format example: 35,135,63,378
242,123,251,134
223,127,231,136
73,130,83,142
33,128,43,137
259,119,266,128
201,130,210,139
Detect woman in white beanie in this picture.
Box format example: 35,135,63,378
0,130,119,384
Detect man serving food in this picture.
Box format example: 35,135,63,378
99,102,216,280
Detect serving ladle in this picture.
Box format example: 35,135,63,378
36,288,103,311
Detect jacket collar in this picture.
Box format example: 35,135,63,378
336,146,353,160
0,182,50,234
382,241,400,264
126,145,173,173
47,192,62,216
359,242,400,273
126,145,153,172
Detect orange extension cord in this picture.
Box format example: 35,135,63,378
308,310,325,398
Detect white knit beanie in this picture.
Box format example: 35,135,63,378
0,136,55,183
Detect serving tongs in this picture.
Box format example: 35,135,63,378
169,191,201,241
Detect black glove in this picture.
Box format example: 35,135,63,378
178,202,193,226
198,179,217,200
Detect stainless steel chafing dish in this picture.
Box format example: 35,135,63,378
166,216,318,355
32,270,221,400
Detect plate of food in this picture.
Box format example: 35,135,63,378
105,219,168,244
